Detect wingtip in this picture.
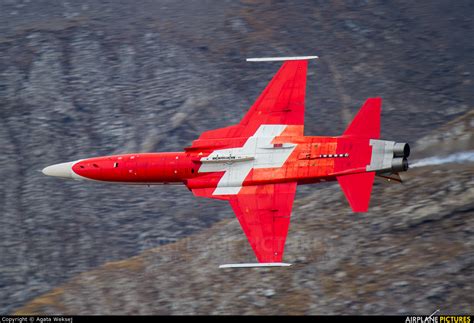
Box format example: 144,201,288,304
219,262,292,269
246,56,318,62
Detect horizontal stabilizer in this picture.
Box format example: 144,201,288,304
219,263,292,269
337,172,375,212
246,56,318,62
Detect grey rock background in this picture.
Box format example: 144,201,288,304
0,0,473,314
14,164,474,315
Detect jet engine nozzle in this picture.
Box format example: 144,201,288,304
392,157,409,172
393,143,410,158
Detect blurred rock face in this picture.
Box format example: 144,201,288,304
0,0,473,314
14,164,474,315
0,10,240,313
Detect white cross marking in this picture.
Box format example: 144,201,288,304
198,125,296,195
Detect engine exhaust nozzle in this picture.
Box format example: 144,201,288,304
393,143,410,158
392,157,409,172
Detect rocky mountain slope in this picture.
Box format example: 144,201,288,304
1,0,473,313
12,105,474,316
15,161,474,314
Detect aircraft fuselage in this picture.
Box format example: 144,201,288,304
43,133,408,189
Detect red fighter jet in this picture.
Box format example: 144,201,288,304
43,56,410,268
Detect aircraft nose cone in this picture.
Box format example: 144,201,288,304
42,161,76,179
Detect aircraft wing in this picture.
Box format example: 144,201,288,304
186,58,309,263
236,60,307,137
226,182,297,263
187,60,308,150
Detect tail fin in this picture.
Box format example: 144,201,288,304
343,98,381,139
338,98,381,211
337,172,375,212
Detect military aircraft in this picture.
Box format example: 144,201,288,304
43,56,410,268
